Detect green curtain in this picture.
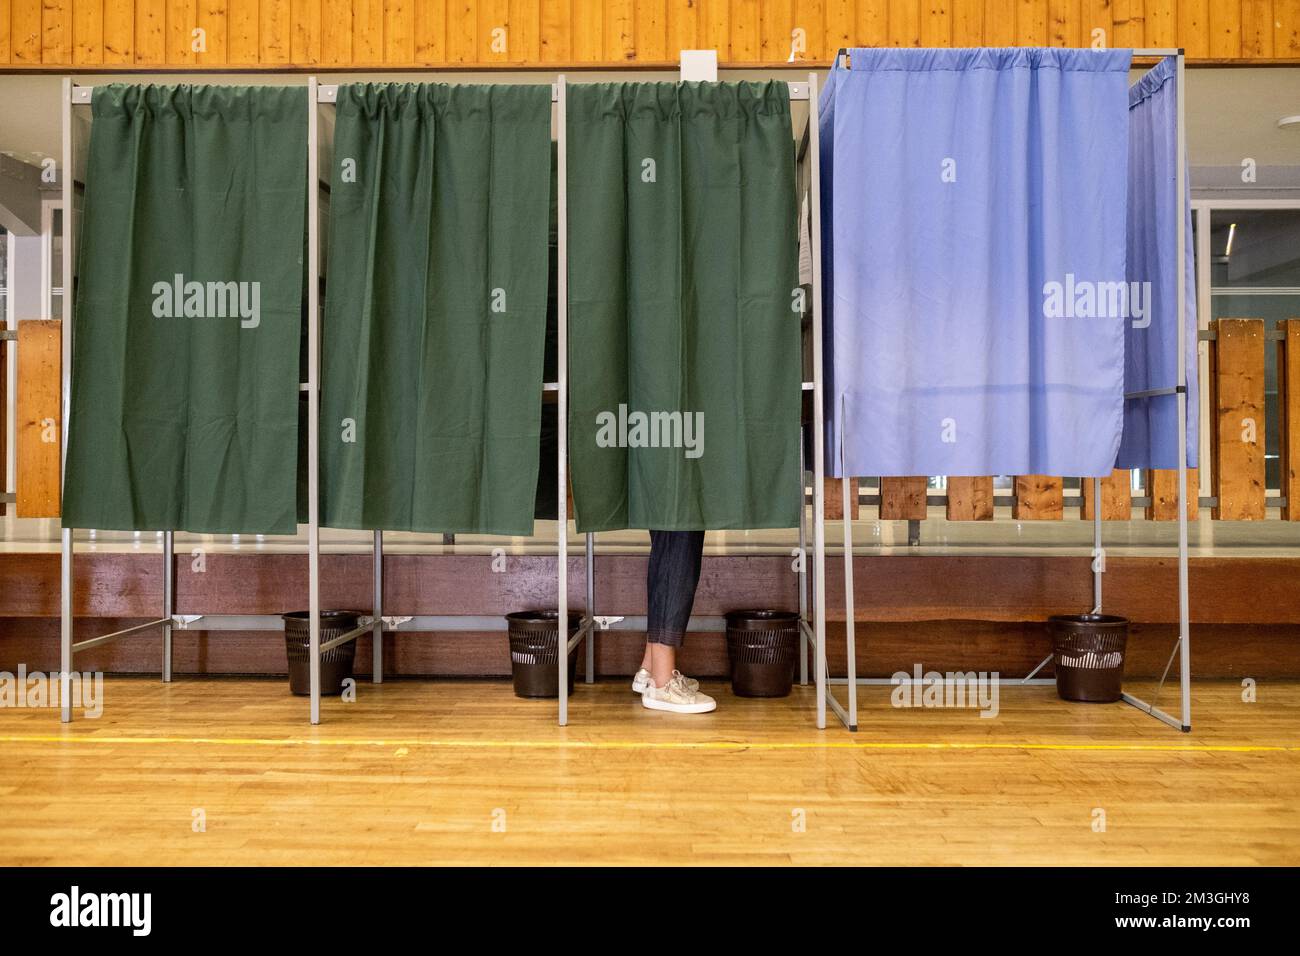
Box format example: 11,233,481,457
320,83,551,534
62,85,307,534
566,81,802,532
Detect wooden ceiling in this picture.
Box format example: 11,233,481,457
1,1,1297,70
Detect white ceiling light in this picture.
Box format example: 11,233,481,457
1278,115,1300,130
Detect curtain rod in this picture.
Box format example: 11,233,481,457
70,80,814,105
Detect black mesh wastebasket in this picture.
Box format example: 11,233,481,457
283,610,361,696
1048,613,1129,703
725,610,800,698
506,610,581,698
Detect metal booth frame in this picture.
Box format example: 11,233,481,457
553,75,833,727
821,48,1194,733
57,71,832,728
59,52,1190,734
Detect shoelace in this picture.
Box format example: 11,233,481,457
667,670,694,700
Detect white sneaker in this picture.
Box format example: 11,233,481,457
641,670,716,714
632,667,698,694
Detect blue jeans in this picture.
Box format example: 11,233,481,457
645,530,705,648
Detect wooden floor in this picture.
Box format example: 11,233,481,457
1,677,1297,866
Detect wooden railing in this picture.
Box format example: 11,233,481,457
6,317,1297,523
3,319,62,519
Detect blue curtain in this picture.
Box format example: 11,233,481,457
821,47,1132,478
1116,56,1199,469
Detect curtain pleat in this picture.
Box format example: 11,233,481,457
566,81,802,532
62,84,307,533
822,48,1132,479
1116,56,1200,469
320,83,551,534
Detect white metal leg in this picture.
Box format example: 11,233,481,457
1120,51,1192,733
1174,51,1192,733
556,74,570,727
373,530,383,684
59,77,74,724
840,440,858,731
162,530,174,682
797,439,808,686
585,532,595,683
807,70,828,731
307,77,322,725
1092,477,1103,612
60,528,72,723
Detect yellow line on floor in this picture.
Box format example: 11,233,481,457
0,734,1295,753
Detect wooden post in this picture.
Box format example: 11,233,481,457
879,476,927,520
16,320,62,518
1081,469,1131,520
1012,475,1063,520
0,334,6,517
1211,318,1266,520
945,476,994,520
1281,319,1299,522
824,477,859,520
1145,468,1199,521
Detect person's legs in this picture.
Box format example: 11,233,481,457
642,529,705,686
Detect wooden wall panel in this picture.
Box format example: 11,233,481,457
450,1,477,61
824,477,860,520
951,0,983,44
759,0,786,60
984,0,1016,44
9,552,1298,625
289,0,318,63
258,0,289,61
0,337,6,517
1145,467,1199,520
732,0,761,59
15,320,61,518
1279,0,1300,56
226,0,257,63
42,0,71,62
886,0,921,46
667,0,697,52
102,0,132,62
72,0,102,64
1178,0,1209,57
135,0,164,62
1080,469,1131,520
0,0,10,61
198,0,229,65
1017,0,1048,46
1211,319,1267,520
1280,319,1300,521
1047,0,1080,47
879,476,928,519
478,0,510,63
165,0,195,64
945,476,994,520
1110,0,1144,48
320,0,351,64
855,0,888,46
14,0,41,63
352,0,383,63
1241,0,1274,56
1012,474,1063,519
1146,0,1177,46
1209,0,1242,57
1082,0,1111,49
6,617,1297,679
571,0,603,60
4,1,1295,65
